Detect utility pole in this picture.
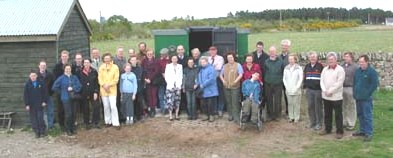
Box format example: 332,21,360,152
368,13,371,24
327,12,330,22
279,10,282,28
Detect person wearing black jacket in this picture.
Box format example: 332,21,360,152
72,53,84,127
79,58,100,129
37,61,55,129
252,41,269,109
52,50,70,131
129,55,145,122
303,51,324,131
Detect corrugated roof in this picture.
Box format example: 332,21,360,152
152,29,188,36
0,0,85,36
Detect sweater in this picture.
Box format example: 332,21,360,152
120,72,138,94
342,63,358,87
283,64,303,95
263,58,284,85
320,65,345,101
303,62,324,90
353,65,379,101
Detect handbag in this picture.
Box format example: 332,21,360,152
68,76,82,100
152,73,166,86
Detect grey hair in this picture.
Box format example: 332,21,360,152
191,48,200,54
160,48,169,54
326,52,338,59
308,51,318,57
200,56,209,62
281,39,291,46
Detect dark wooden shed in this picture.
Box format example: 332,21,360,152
0,0,92,126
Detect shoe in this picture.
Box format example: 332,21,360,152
94,124,101,129
364,135,372,142
209,117,215,122
202,116,209,121
66,131,73,136
115,126,121,130
175,117,180,121
336,134,344,139
105,124,112,128
71,130,77,135
41,132,47,137
352,132,366,137
218,111,223,118
319,130,332,136
85,125,91,130
187,117,192,120
313,125,322,131
345,126,355,131
35,133,40,138
228,116,234,121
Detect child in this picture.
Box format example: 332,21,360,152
241,72,261,124
182,58,199,120
120,63,138,125
23,71,48,138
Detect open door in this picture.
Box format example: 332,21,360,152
212,27,237,56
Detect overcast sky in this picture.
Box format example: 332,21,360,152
79,0,393,23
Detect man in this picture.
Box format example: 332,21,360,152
264,46,283,121
79,58,100,129
252,41,269,110
158,48,170,114
207,46,225,117
72,53,84,126
129,55,145,122
98,53,121,130
37,61,55,129
91,48,101,71
220,52,243,122
281,39,291,116
113,47,127,123
191,48,201,67
138,42,147,56
320,52,345,139
177,45,187,66
352,55,379,142
72,52,83,75
342,52,358,130
304,51,324,131
52,50,69,131
128,48,136,59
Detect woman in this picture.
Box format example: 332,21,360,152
183,58,199,120
164,55,183,121
98,53,120,130
142,48,160,117
242,54,262,83
197,56,219,122
282,54,303,123
52,64,81,136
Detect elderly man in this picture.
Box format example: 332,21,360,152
91,48,101,71
304,51,324,131
191,48,201,67
113,47,127,123
342,52,358,131
320,52,345,139
264,46,284,121
72,53,84,126
352,55,379,142
220,52,243,122
208,46,225,117
281,39,291,116
158,48,170,114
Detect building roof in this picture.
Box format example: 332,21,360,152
0,0,91,37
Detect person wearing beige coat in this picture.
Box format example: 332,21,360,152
283,55,303,122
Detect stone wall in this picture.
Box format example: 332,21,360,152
296,52,393,90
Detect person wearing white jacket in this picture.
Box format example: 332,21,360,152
283,54,303,122
164,55,183,121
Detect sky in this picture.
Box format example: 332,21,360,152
79,0,393,23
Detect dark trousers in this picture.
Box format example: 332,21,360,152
283,85,288,115
145,85,158,108
29,105,46,135
134,92,145,120
203,96,217,117
56,95,65,128
62,100,75,133
323,99,344,134
265,83,283,120
81,95,100,125
73,98,83,124
116,85,123,122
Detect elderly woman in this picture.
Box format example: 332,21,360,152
242,54,263,83
142,48,160,117
283,54,303,123
164,55,183,121
98,53,120,130
197,56,219,122
52,64,81,136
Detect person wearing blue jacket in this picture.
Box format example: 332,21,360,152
24,71,48,138
352,55,379,142
197,56,219,122
120,63,138,125
52,64,81,136
241,72,262,124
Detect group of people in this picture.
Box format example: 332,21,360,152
23,40,379,142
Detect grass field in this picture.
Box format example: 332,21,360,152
91,25,393,55
271,91,393,158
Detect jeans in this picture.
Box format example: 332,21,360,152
158,85,167,113
62,100,75,133
121,93,135,119
45,97,54,129
186,90,196,118
102,96,120,126
356,97,374,136
265,83,282,120
224,88,240,122
307,89,324,128
323,99,344,134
